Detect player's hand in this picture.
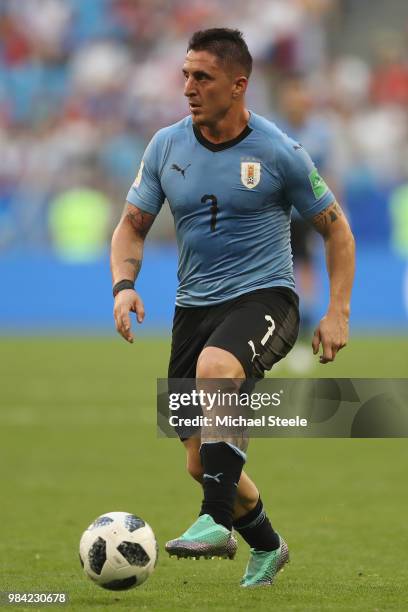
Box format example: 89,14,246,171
312,310,349,364
113,289,145,343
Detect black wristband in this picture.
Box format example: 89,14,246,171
113,279,135,298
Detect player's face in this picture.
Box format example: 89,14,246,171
182,50,240,126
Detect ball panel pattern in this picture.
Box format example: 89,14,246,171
124,514,145,532
88,537,107,575
89,516,114,530
117,541,150,567
101,576,138,591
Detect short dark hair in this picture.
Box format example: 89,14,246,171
187,28,252,78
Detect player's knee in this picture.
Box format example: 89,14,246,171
196,347,243,379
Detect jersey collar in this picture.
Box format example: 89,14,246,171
192,122,252,152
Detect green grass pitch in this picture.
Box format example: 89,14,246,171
0,336,407,611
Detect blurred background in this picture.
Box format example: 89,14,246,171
0,0,408,337
1,3,408,605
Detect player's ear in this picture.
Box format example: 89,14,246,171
232,76,248,98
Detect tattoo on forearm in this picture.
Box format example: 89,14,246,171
124,258,142,278
312,201,343,234
125,206,154,238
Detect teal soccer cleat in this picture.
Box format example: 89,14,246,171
240,535,289,587
165,514,237,560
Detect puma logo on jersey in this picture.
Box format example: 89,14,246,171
171,163,191,178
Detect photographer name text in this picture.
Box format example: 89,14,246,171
168,415,308,428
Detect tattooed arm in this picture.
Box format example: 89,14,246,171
110,203,155,343
111,203,155,285
310,200,355,363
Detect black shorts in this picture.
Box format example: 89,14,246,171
168,287,299,380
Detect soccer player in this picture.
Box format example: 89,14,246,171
110,28,355,587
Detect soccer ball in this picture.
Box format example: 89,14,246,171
79,511,158,590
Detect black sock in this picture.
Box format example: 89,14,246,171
199,442,244,531
233,497,280,551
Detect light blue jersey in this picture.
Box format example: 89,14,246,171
127,112,334,306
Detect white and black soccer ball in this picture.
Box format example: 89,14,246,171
79,511,158,590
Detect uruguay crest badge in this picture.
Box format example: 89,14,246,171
241,162,261,189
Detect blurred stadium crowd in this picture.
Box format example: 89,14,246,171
1,0,408,256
